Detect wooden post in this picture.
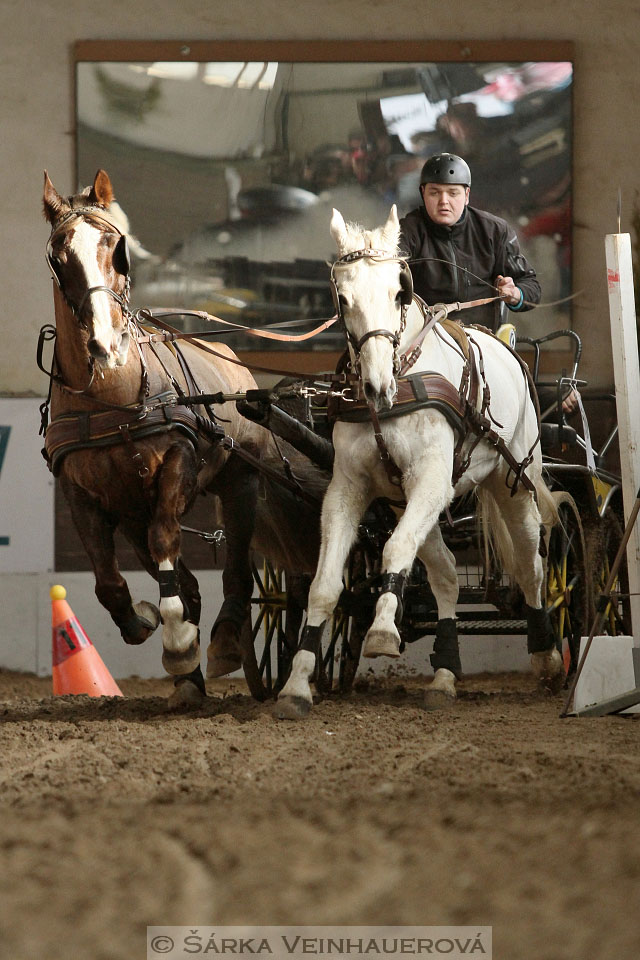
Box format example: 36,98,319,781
605,233,640,647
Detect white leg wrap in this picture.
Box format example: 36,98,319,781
159,561,198,654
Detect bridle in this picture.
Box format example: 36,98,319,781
330,248,414,376
45,207,133,328
42,206,140,399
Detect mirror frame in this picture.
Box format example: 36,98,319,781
73,39,575,375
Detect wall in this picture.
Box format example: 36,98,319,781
2,1,639,397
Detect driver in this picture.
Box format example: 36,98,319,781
399,153,541,331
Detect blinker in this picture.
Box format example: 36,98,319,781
46,251,63,289
113,234,131,276
399,263,413,307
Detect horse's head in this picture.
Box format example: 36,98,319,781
43,169,132,369
330,205,413,411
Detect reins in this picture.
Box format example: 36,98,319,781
135,307,340,344
133,309,344,381
41,208,541,502
408,257,582,310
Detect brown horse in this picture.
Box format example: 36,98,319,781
42,169,322,705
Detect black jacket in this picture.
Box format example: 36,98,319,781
399,204,541,330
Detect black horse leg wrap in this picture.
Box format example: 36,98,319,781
300,622,326,654
525,603,555,654
430,618,462,679
173,664,207,696
158,568,179,598
379,572,406,626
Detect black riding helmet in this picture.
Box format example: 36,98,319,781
419,153,471,188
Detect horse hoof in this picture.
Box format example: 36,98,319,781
424,688,456,712
206,625,242,678
272,695,312,720
120,607,160,645
167,680,205,710
207,654,242,679
134,601,161,632
162,638,201,676
363,630,401,658
531,649,565,694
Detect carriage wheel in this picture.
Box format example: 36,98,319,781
237,614,269,702
314,543,378,694
246,531,380,700
243,559,302,700
544,491,591,674
583,507,631,637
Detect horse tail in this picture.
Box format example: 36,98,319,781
477,475,557,578
477,487,515,577
535,475,559,531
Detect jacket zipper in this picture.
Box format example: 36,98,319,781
448,239,461,301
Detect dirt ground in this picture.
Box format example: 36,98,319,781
1,667,639,960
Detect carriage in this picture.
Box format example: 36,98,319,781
41,170,629,711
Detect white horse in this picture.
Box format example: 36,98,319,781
276,205,563,719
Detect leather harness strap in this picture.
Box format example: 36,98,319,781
43,394,204,476
366,400,404,487
131,292,497,385
330,323,539,499
218,437,322,508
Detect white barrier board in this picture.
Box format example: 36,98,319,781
574,635,640,714
0,398,54,573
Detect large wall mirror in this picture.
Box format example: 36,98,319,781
75,41,573,372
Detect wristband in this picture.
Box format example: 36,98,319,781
507,287,524,311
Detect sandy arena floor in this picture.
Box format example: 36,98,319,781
0,668,639,960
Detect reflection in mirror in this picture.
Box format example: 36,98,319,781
76,57,572,354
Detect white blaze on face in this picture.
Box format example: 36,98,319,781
350,260,399,408
69,220,118,362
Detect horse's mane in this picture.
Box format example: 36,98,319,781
106,201,156,260
335,218,401,257
49,186,123,232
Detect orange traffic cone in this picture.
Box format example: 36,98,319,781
50,585,123,697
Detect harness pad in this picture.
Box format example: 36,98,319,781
44,403,202,475
328,371,466,435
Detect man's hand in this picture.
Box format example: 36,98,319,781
562,388,579,415
495,275,521,305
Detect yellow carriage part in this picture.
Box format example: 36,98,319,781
544,492,591,674
591,475,614,517
496,322,517,349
